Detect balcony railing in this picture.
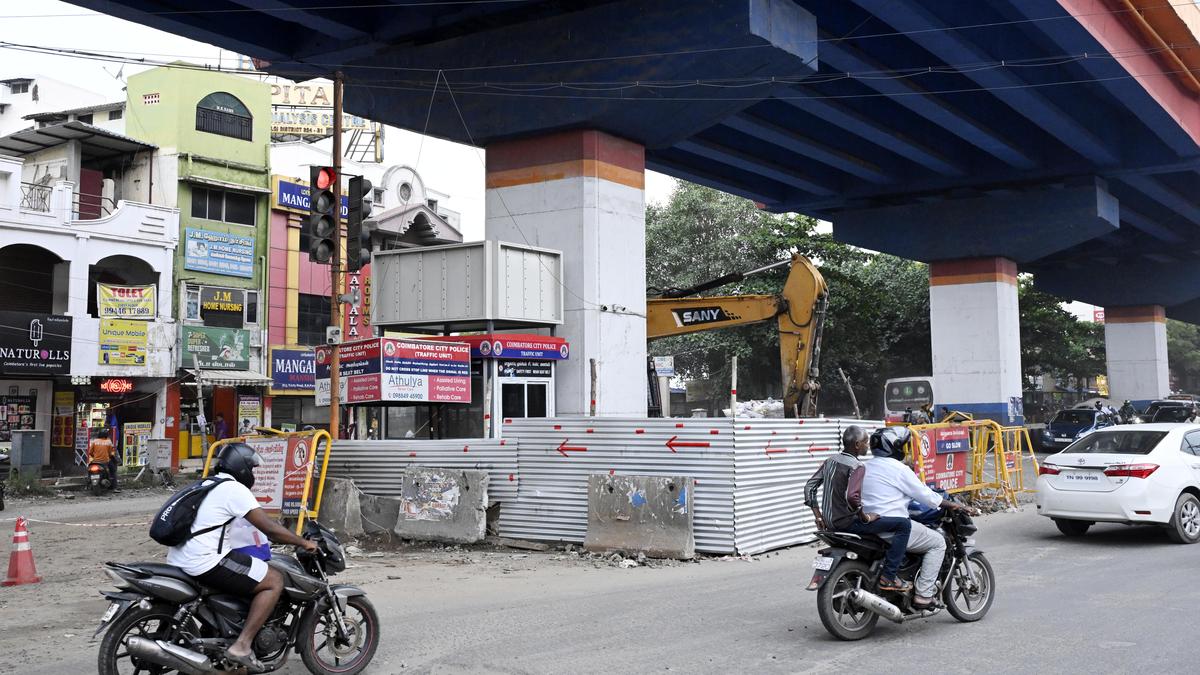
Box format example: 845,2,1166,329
19,182,52,213
73,191,117,220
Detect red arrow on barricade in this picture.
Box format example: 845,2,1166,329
556,439,587,457
665,435,711,453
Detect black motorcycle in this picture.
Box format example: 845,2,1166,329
95,521,379,674
88,459,115,496
808,503,995,640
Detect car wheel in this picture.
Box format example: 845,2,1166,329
1166,493,1200,544
1054,519,1092,537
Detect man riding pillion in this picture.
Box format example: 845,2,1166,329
805,426,914,592
862,426,973,609
166,443,317,673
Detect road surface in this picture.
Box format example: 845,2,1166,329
0,491,1192,674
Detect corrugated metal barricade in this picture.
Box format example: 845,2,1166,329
497,417,877,555
498,418,737,553
323,439,517,505
732,418,873,555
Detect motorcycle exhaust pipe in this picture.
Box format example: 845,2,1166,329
126,636,215,675
847,589,904,623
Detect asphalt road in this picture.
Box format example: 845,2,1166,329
3,496,1195,674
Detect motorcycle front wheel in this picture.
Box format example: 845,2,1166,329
97,604,182,675
816,560,880,641
942,552,995,622
299,594,381,675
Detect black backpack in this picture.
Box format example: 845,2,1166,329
149,477,234,547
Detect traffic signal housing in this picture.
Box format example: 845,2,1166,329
346,175,373,272
307,166,337,264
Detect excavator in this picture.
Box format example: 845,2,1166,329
646,254,828,418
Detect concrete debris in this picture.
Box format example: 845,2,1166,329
618,559,638,569
485,536,550,551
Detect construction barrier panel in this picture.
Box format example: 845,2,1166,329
204,428,333,534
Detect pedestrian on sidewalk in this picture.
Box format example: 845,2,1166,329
87,428,120,493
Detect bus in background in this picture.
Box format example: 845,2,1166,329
883,376,934,423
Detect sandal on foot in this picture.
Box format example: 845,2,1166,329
912,595,936,609
878,577,913,592
224,649,266,673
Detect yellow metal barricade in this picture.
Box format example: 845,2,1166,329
202,427,333,534
904,419,1035,509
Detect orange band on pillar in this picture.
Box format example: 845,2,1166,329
929,257,1018,286
1104,305,1165,324
486,130,645,190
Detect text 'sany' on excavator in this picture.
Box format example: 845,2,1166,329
646,254,828,418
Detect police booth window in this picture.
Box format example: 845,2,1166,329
384,360,485,440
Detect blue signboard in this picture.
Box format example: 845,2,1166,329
270,347,315,393
184,228,254,278
275,179,349,219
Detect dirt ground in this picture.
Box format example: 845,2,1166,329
0,488,706,673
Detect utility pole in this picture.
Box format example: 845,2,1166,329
329,72,344,440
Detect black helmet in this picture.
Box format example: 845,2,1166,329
871,426,912,461
214,442,262,488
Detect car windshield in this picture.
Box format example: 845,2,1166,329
1143,403,1180,417
1062,430,1167,455
1153,407,1194,422
1052,410,1094,425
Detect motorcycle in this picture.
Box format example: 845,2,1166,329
88,459,114,496
808,501,995,640
94,521,380,675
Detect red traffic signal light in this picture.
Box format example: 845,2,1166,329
314,166,337,191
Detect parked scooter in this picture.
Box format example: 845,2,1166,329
808,497,995,640
87,459,114,496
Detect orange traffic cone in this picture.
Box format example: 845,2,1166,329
2,517,41,586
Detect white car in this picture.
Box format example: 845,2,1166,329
1035,424,1200,543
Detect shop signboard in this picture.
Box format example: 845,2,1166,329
200,287,246,329
915,427,970,491
315,338,471,406
98,284,156,319
122,421,153,467
425,333,569,360
271,176,349,218
269,347,315,394
99,319,148,366
184,228,254,278
247,435,315,516
0,311,71,375
52,391,74,448
237,395,262,435
182,327,249,370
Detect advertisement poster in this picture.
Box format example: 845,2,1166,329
75,422,90,466
182,327,249,370
99,319,148,366
0,311,72,374
247,435,315,516
269,347,315,394
0,394,37,443
52,391,74,448
237,395,262,436
122,422,153,467
915,427,969,491
184,228,254,278
315,338,471,405
98,284,156,319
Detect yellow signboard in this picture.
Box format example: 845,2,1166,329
99,319,148,366
98,284,156,319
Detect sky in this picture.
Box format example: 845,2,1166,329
0,1,1097,321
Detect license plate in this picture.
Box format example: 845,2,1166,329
101,602,119,623
1056,438,1072,443
812,556,834,571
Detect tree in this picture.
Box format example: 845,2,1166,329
1018,279,1105,389
1167,320,1200,392
646,182,930,417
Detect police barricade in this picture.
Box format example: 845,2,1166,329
202,428,333,534
904,420,1038,509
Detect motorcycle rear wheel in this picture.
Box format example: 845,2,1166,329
97,604,181,675
299,595,381,675
942,552,995,622
816,560,880,641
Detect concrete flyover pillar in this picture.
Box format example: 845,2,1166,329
1103,305,1169,406
929,257,1024,425
485,130,647,416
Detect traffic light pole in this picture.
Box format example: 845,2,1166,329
329,71,344,440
